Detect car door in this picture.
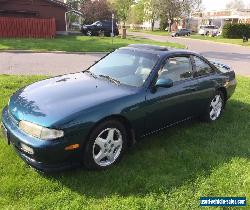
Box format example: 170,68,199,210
180,29,185,36
191,55,218,115
94,21,102,34
144,55,200,133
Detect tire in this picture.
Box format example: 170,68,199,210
83,120,128,170
98,30,105,37
86,30,92,36
187,32,191,36
201,90,225,122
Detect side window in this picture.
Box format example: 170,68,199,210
193,56,213,77
158,56,193,83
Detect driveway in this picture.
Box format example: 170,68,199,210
129,32,250,76
0,52,105,76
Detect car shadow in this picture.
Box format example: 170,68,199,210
45,99,250,199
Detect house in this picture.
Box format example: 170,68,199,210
190,9,250,31
0,0,69,33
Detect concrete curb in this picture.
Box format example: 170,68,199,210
0,50,109,54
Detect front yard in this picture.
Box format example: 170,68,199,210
0,75,249,209
0,35,183,52
188,35,250,47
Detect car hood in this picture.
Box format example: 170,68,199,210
9,73,135,127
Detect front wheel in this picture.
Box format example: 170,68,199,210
83,120,127,170
202,91,225,122
86,30,92,36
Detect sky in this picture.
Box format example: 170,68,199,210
202,0,250,11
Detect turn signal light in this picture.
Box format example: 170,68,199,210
65,144,80,151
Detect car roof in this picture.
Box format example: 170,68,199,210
121,44,196,57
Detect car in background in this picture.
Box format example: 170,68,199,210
198,25,220,36
1,44,236,172
81,20,119,37
171,28,192,37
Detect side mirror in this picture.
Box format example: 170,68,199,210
155,78,173,89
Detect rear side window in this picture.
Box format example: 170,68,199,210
193,56,214,77
159,56,193,83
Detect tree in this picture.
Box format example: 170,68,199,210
158,0,202,31
128,1,145,24
181,0,202,17
81,0,114,24
143,0,160,31
226,0,246,10
157,0,182,31
66,0,86,10
110,0,134,26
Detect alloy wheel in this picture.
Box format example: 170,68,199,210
209,95,223,121
92,128,123,167
86,31,92,36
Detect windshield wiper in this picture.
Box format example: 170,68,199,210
98,74,121,85
84,71,98,79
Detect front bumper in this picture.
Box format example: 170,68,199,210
1,106,81,172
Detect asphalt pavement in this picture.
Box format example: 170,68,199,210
129,32,250,76
0,33,249,76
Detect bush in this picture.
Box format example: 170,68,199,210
222,23,250,38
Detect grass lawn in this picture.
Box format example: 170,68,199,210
0,75,250,209
129,29,170,36
188,35,250,47
0,35,182,52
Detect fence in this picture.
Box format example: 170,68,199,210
0,17,56,38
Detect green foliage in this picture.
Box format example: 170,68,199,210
222,23,250,39
128,1,144,24
66,0,86,9
110,0,134,25
0,75,249,209
159,0,202,32
143,0,160,31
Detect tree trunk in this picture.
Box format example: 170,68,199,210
151,19,155,31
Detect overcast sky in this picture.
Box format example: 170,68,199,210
203,0,250,11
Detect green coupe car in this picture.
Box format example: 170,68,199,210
1,44,237,172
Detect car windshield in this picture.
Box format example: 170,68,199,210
88,49,158,87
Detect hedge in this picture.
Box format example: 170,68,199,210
222,23,250,38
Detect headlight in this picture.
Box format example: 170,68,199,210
19,121,64,140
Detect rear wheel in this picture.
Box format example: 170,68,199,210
202,91,225,122
98,30,105,37
83,120,127,170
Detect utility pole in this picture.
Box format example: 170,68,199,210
112,13,114,46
